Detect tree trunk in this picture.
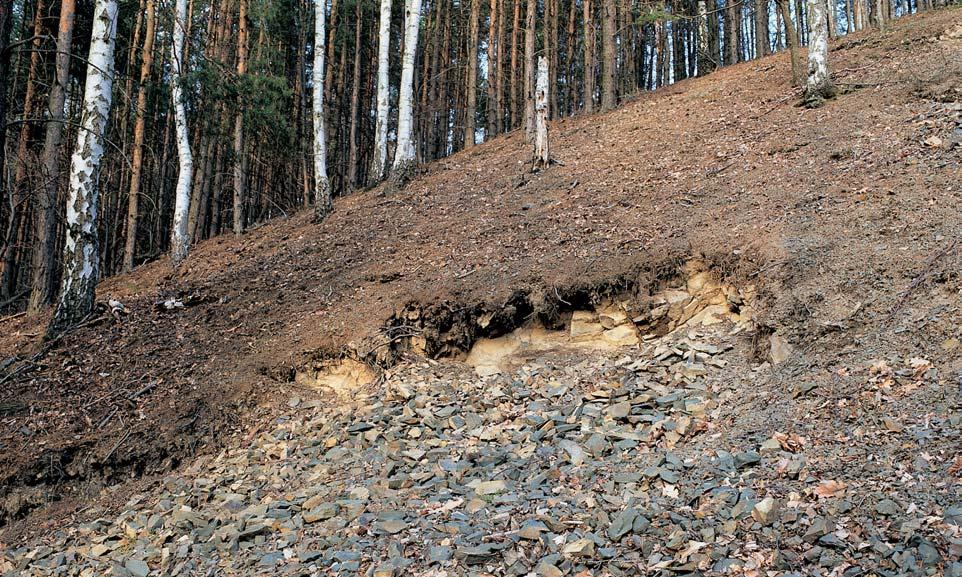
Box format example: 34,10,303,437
523,0,535,139
583,0,596,113
827,0,837,38
778,0,801,85
563,0,576,114
346,0,362,190
0,2,13,225
533,55,549,169
510,0,521,126
465,0,481,147
50,0,119,333
601,0,616,110
698,0,715,75
29,0,78,310
370,0,392,182
756,0,770,57
392,0,423,178
171,0,193,265
546,0,557,118
122,0,156,272
486,0,500,138
232,0,248,234
0,2,12,253
313,0,332,216
2,0,45,300
323,0,339,104
725,0,739,64
804,0,833,104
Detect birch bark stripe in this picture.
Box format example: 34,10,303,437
171,0,194,265
393,0,423,171
370,0,392,183
313,0,332,218
50,0,119,332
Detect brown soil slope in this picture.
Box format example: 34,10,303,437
2,8,961,537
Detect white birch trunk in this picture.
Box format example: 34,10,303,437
533,55,549,169
805,0,833,103
50,0,118,332
369,0,392,184
313,0,332,218
392,0,422,174
170,0,193,265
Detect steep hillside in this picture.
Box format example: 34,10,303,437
1,8,961,557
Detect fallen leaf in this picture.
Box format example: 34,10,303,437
814,479,846,498
773,431,805,452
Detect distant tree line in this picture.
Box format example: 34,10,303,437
0,0,948,326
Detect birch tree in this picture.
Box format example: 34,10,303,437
391,0,423,182
49,0,119,332
170,0,194,264
804,0,834,105
30,0,77,310
313,0,332,218
370,0,392,183
533,55,549,169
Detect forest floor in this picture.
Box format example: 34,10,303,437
2,7,962,576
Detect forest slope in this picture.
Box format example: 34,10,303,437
2,7,962,540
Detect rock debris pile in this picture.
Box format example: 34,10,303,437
6,323,960,577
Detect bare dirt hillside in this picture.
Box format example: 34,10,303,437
1,7,961,555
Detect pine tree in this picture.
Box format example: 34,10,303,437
465,0,481,148
123,0,157,272
30,0,77,310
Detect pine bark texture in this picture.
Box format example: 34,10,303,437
313,0,332,217
601,0,616,111
232,0,249,233
778,0,802,85
2,0,45,299
583,0,595,113
0,3,14,275
50,0,119,332
725,0,739,65
523,0,535,141
30,0,77,310
756,0,771,57
465,0,481,148
346,0,363,191
486,0,500,138
123,0,157,272
171,0,194,265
